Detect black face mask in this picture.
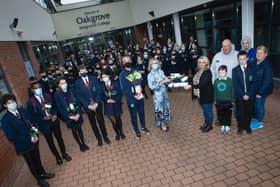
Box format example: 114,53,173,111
124,62,132,68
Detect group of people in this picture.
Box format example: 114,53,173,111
193,39,273,135
1,36,274,187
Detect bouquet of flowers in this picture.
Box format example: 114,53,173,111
126,71,143,99
66,103,79,116
30,126,39,138
43,103,52,116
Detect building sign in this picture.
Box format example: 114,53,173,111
52,0,133,40
75,10,111,30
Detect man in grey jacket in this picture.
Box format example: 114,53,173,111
210,39,239,82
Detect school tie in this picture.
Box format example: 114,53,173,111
15,112,20,118
40,96,45,106
242,67,247,93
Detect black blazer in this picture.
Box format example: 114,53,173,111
192,69,214,104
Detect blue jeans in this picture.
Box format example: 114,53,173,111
255,96,267,122
200,103,214,126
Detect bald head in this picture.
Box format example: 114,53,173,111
222,39,232,54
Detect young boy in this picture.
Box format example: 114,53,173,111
232,51,256,134
1,94,55,187
214,65,234,134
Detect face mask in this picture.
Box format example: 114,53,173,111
34,88,42,96
60,83,68,92
7,102,17,111
102,77,110,83
80,72,88,77
125,62,132,68
144,55,149,59
151,63,159,70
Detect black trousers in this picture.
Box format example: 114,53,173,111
86,105,108,142
216,102,233,126
236,100,254,131
42,119,66,159
22,143,46,181
108,114,124,136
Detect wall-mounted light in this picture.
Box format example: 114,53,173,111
88,37,94,41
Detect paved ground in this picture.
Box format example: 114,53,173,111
4,89,280,187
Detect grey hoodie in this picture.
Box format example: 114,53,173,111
210,45,239,83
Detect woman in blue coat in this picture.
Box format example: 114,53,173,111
100,68,125,140
252,46,274,128
54,77,89,152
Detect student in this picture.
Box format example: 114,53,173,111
119,55,150,139
54,77,89,152
147,58,171,131
1,94,55,187
100,68,126,140
232,51,256,134
27,81,72,165
214,65,234,134
74,65,111,146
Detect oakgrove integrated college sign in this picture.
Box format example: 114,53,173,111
75,10,111,30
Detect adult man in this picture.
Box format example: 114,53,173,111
1,94,55,187
119,55,150,139
210,39,239,82
74,65,111,146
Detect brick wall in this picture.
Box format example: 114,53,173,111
0,41,39,185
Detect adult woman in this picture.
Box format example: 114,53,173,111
147,58,171,131
54,77,89,152
100,68,125,140
191,56,214,133
252,46,273,128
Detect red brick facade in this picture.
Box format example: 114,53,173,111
0,41,39,185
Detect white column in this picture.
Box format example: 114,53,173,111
172,13,182,45
147,22,153,42
242,0,254,46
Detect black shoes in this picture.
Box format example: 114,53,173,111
120,134,126,139
62,153,72,162
38,179,49,187
116,133,126,141
80,144,90,152
237,128,252,135
141,128,150,134
202,125,213,133
97,140,103,147
237,129,243,135
116,135,121,141
40,173,55,179
199,123,207,130
104,138,111,144
136,131,141,140
56,157,63,165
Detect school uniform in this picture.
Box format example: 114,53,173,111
1,108,49,184
54,89,89,150
232,64,256,133
74,75,110,144
119,69,147,135
27,93,66,162
101,80,125,138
